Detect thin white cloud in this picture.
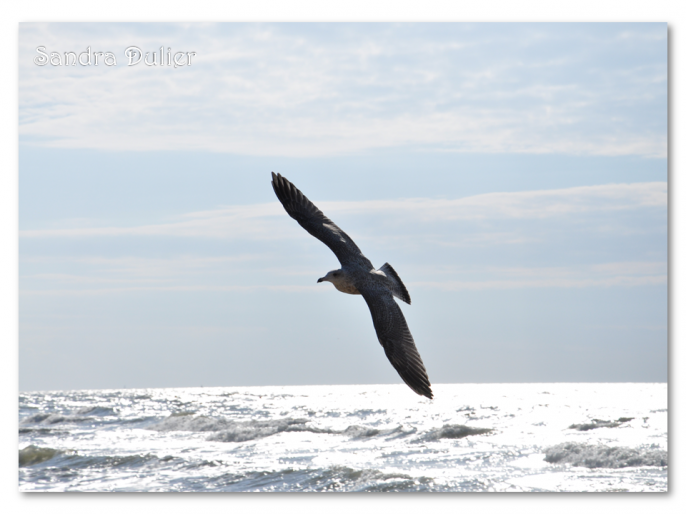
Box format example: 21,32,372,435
19,23,667,158
20,260,666,294
411,261,667,290
20,255,264,283
413,275,665,290
316,182,667,221
18,254,327,296
19,182,667,239
19,284,325,296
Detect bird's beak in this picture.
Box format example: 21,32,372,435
317,277,325,283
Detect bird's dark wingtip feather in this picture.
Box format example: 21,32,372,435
417,384,433,399
407,382,433,399
271,172,294,206
399,369,433,399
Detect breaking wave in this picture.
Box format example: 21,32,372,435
202,465,447,492
568,417,634,431
148,414,419,443
544,442,667,468
148,415,318,441
208,418,321,442
20,413,92,425
19,445,67,467
75,406,118,416
422,424,493,441
19,444,176,470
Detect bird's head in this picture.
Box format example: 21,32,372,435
317,269,344,285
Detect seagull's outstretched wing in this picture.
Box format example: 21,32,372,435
358,285,433,399
271,172,373,269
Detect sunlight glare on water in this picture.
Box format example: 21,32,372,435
19,383,667,492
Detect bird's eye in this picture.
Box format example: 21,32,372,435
333,272,339,277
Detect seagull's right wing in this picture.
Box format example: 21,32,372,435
358,285,433,399
271,172,373,269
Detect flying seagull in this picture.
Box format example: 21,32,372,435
271,172,433,399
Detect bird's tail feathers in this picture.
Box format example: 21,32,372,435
379,263,411,305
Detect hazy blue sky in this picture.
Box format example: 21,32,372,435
19,22,667,392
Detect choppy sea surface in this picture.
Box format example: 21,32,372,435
19,383,667,492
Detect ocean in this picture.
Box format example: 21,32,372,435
18,383,667,492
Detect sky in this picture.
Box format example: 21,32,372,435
18,22,668,392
